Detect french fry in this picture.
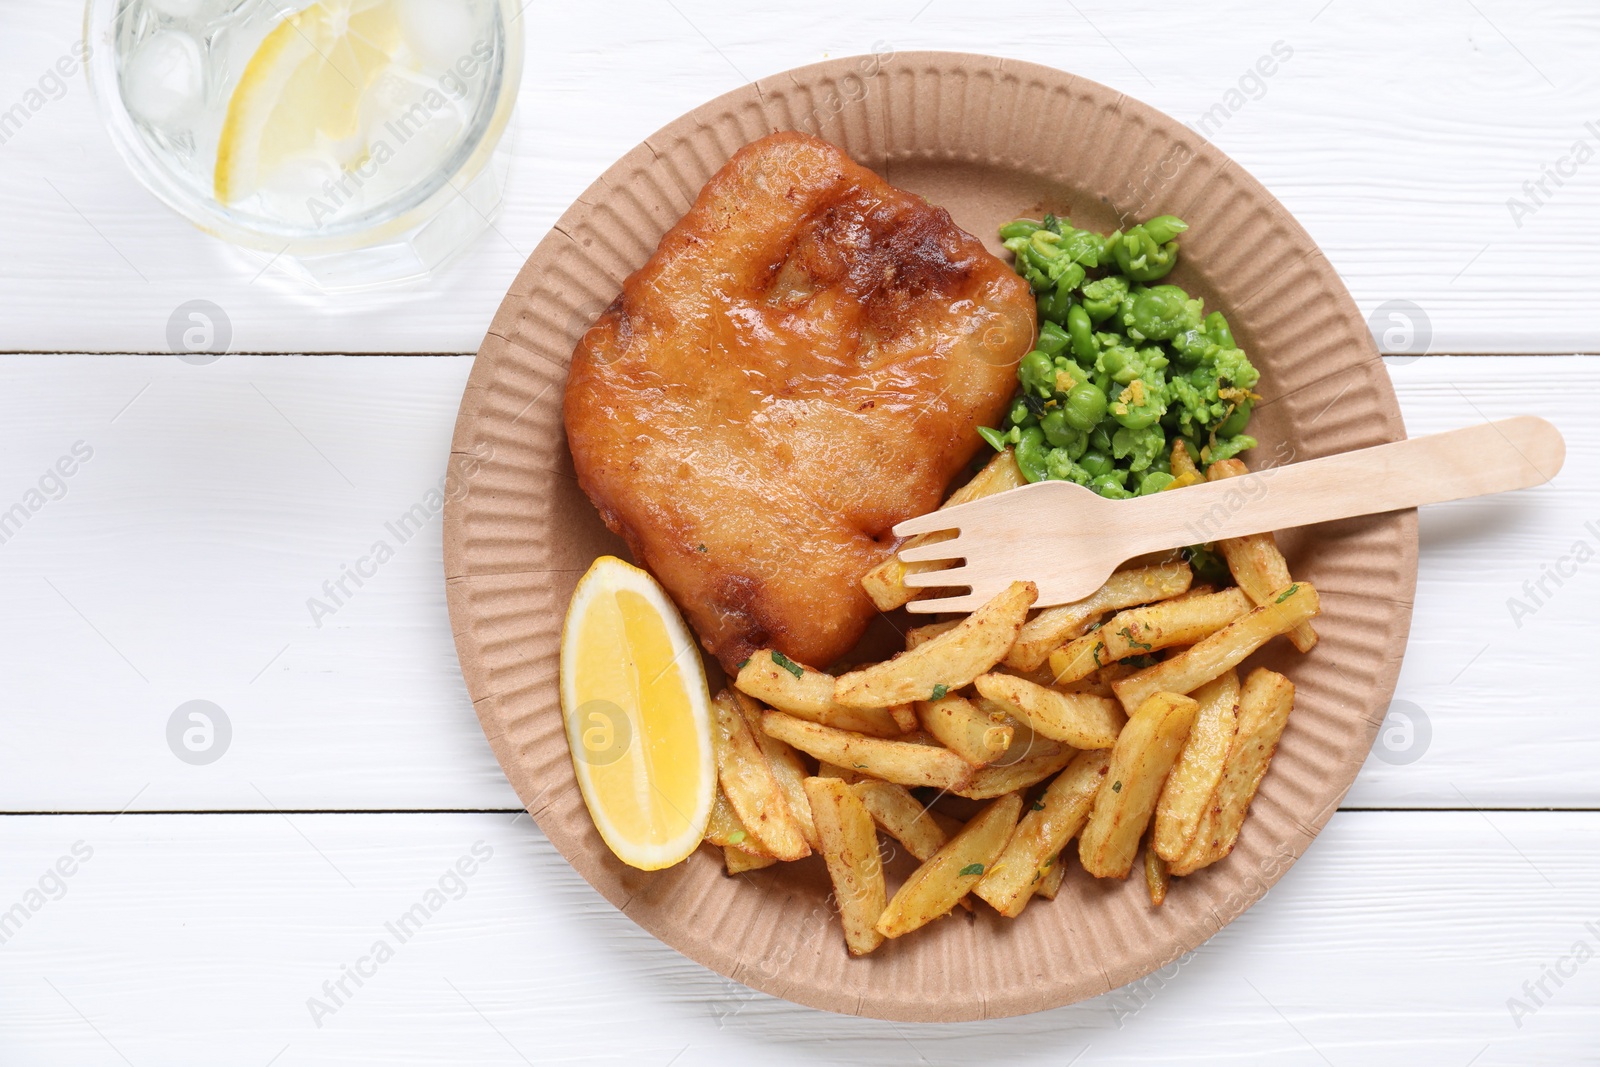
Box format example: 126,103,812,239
834,581,1038,708
1097,588,1253,661
760,711,972,791
1078,692,1200,878
1005,562,1193,672
1169,669,1295,876
876,792,1023,938
1046,629,1109,685
953,724,1077,799
888,704,919,733
725,846,776,874
1056,673,1116,698
998,661,1061,688
730,690,818,850
1207,458,1318,653
1169,438,1201,483
861,450,1025,611
851,780,974,912
713,691,811,861
704,786,773,857
1144,847,1170,905
905,620,960,650
973,672,1125,749
1035,851,1068,899
1152,670,1240,863
973,749,1111,916
735,651,904,738
1111,582,1320,714
816,761,865,784
915,693,1014,766
804,777,887,956
852,780,949,861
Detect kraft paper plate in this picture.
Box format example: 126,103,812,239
442,51,1416,1022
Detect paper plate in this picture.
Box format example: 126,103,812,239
442,51,1416,1022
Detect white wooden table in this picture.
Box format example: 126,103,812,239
3,1,1598,1063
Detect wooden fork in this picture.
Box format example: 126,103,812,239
894,416,1565,613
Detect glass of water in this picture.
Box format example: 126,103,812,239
85,0,523,291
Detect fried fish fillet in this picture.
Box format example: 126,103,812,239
563,132,1034,671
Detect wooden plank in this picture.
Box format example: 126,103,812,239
1,2,1598,353
0,354,1592,811
0,810,1593,1062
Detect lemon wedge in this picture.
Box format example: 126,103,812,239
214,0,406,206
559,556,715,870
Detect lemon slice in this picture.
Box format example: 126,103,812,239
559,556,715,870
213,0,406,206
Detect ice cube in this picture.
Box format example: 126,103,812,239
121,30,204,127
398,0,482,72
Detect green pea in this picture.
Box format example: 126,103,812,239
1066,305,1098,365
1205,310,1234,349
1037,283,1073,325
1090,424,1114,454
1008,397,1037,427
1099,345,1129,379
1039,409,1076,448
1089,471,1132,499
1036,320,1070,358
1112,397,1161,431
1052,360,1085,393
1078,449,1113,479
1063,381,1107,432
1019,350,1055,396
1015,426,1049,483
998,219,1044,241
1111,222,1182,282
1044,448,1078,481
1080,275,1129,322
1141,215,1188,244
1137,471,1176,495
1055,261,1087,292
1216,398,1253,438
1128,285,1192,341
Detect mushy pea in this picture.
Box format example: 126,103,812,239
979,214,1261,499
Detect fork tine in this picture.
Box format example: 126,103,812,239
895,537,965,565
891,512,959,538
904,590,987,614
902,564,972,589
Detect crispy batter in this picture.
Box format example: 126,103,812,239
564,132,1034,670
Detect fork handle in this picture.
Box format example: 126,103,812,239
1122,416,1565,555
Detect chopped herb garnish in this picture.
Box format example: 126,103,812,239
930,683,949,700
1030,800,1046,812
728,830,746,845
1085,620,1104,633
1275,583,1301,603
852,763,868,770
1123,654,1160,669
958,862,985,877
735,658,750,671
771,651,805,679
1043,855,1055,868
1117,627,1153,652
1092,642,1105,668
1112,780,1123,793
696,544,707,552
